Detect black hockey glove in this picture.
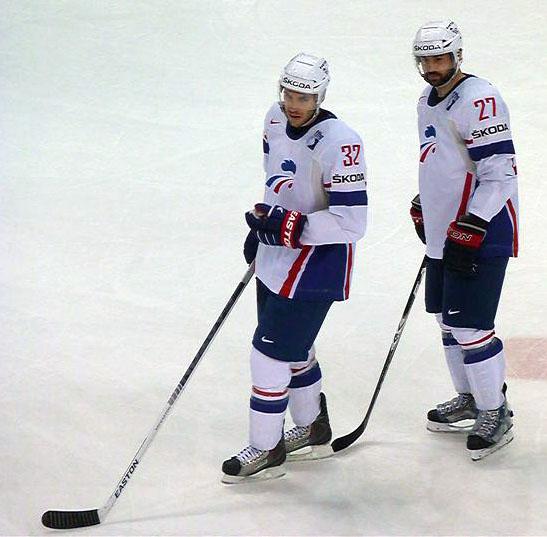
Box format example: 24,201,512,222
443,213,488,275
245,203,306,248
409,194,426,244
243,230,259,264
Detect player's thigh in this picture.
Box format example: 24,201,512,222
252,293,332,363
442,257,509,330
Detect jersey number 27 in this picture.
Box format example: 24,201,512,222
473,97,497,121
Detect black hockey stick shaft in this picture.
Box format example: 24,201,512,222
331,257,427,453
42,262,255,530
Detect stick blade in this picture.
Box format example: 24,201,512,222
42,509,100,529
331,423,365,453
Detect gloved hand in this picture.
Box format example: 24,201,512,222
410,194,426,244
243,230,259,264
443,213,488,275
245,203,306,248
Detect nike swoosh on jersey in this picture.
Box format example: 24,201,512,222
261,336,274,343
447,309,460,315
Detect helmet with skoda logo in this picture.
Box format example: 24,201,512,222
279,53,330,118
413,21,463,86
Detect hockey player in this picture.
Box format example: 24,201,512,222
222,53,368,482
410,21,518,460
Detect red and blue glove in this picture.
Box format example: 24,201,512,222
443,213,488,275
245,203,306,248
410,194,426,244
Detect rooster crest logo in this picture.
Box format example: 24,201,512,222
266,160,296,193
420,125,437,163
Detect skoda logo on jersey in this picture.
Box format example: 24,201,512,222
266,159,296,194
420,124,437,163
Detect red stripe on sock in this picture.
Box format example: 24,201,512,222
460,331,495,347
252,386,288,398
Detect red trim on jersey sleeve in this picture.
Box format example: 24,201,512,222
456,172,474,218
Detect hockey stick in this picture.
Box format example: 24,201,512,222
331,256,427,453
42,262,255,530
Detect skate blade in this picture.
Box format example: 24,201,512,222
470,429,514,461
221,464,286,484
287,444,334,462
427,420,475,433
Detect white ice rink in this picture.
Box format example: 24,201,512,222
2,1,547,535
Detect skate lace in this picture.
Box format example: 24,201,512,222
438,394,471,414
236,445,264,464
285,425,310,442
474,409,499,436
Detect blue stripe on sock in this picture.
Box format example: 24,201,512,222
289,363,322,389
250,396,288,414
463,337,503,364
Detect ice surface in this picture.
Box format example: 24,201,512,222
1,1,546,535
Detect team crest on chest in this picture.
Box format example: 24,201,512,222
420,124,437,163
266,159,296,193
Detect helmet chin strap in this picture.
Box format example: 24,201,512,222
301,107,320,126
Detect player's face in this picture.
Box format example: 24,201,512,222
417,53,455,86
282,89,317,128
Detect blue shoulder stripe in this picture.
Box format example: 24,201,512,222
329,190,368,207
468,140,515,162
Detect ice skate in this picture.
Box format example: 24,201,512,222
284,392,333,461
221,437,286,484
467,399,514,461
427,393,478,432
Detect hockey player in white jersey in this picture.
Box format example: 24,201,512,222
221,53,368,482
410,21,518,460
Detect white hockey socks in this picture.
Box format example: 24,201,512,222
436,314,470,394
442,330,470,394
463,337,505,410
249,347,291,450
288,351,322,426
449,326,506,411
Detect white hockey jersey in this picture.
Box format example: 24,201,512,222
417,75,519,260
255,103,367,301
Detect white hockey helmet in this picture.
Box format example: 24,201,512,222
413,20,462,58
413,20,463,84
279,53,330,108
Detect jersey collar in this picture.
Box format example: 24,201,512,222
427,74,476,106
285,108,337,140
